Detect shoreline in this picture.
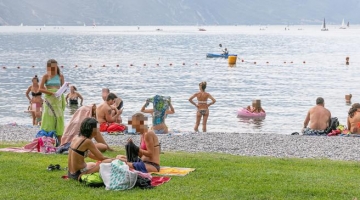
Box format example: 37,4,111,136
1,125,360,162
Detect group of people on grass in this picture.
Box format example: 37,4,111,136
303,97,360,135
25,59,217,181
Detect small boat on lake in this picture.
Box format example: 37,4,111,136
339,19,346,29
321,18,328,31
206,53,237,58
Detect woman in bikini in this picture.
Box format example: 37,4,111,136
141,98,175,134
39,59,66,143
25,75,43,125
67,117,112,181
189,82,216,132
347,103,360,134
116,113,161,173
66,85,83,106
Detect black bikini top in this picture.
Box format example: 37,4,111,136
70,138,88,157
31,91,42,97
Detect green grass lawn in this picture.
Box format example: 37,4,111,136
1,143,360,200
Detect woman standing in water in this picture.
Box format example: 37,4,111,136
25,75,43,125
189,82,216,132
66,85,83,106
39,59,66,143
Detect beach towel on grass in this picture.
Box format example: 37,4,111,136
151,176,171,186
0,147,34,153
151,167,195,176
145,95,171,126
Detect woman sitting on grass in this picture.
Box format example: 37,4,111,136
116,113,161,173
67,117,112,181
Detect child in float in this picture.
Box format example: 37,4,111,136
246,100,265,113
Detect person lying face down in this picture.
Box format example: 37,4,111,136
116,113,161,173
67,118,113,181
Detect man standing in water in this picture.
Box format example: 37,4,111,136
303,97,331,135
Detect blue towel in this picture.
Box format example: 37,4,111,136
145,95,171,126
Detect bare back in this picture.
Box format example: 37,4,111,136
308,105,331,130
196,92,211,110
96,102,112,123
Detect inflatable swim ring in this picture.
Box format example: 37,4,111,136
237,108,266,118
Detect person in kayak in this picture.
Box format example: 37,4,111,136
222,48,228,55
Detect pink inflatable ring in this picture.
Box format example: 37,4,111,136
237,108,266,118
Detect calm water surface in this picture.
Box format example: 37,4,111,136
0,25,360,134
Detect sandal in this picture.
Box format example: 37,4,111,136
47,164,61,171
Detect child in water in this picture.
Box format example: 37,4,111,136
246,100,265,113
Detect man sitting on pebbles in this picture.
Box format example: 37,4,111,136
96,93,127,133
302,97,331,135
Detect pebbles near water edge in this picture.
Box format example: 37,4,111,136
1,125,359,162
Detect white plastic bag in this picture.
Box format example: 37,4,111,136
100,159,138,190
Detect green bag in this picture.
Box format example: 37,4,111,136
81,172,105,187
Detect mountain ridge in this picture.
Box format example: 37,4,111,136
0,0,359,26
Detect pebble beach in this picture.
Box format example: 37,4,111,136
1,124,360,162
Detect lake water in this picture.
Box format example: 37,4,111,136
0,25,360,134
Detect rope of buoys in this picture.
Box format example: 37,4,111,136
1,60,311,69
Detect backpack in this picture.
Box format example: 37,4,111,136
81,172,105,187
325,117,339,134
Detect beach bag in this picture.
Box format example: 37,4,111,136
81,172,105,188
35,130,59,147
325,117,339,134
99,160,138,190
37,136,56,153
